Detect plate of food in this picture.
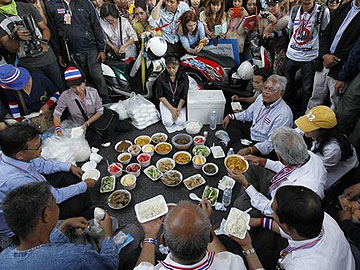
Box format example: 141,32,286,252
144,165,163,181
134,135,151,147
115,140,133,153
183,174,206,190
192,145,211,157
156,158,175,172
202,186,219,206
224,208,250,239
155,142,173,155
151,133,168,144
173,151,192,165
108,190,131,209
224,155,249,173
339,195,360,223
135,195,169,223
161,170,183,187
100,175,116,193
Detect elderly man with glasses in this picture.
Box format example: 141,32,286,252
222,75,293,158
0,123,96,249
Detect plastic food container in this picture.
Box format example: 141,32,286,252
107,162,123,178
137,153,151,167
144,165,163,181
171,133,193,150
224,208,250,239
120,174,137,190
117,153,132,165
142,144,155,156
128,145,141,157
135,195,168,223
193,135,206,146
82,169,100,181
192,155,206,169
126,163,141,177
185,121,203,135
81,160,97,171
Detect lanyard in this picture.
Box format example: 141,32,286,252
168,81,178,103
159,251,215,270
268,164,301,192
254,99,281,124
154,7,179,32
298,6,315,36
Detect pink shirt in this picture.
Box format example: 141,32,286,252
54,86,104,126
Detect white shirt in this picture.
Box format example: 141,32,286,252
286,4,330,62
311,139,358,190
134,251,247,270
246,151,327,217
278,213,355,270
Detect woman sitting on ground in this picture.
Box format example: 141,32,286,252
295,105,358,190
179,10,209,55
53,67,129,148
155,56,189,128
100,2,138,61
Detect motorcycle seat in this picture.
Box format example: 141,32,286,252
197,50,236,69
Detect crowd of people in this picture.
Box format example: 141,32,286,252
0,0,359,269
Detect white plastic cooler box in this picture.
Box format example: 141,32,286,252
187,90,226,125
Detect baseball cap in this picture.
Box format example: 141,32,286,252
64,66,84,87
0,64,30,90
295,106,337,132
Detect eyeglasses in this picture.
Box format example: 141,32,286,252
263,86,279,93
24,138,43,151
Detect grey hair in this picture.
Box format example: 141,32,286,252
3,182,53,239
271,127,309,165
265,74,287,94
163,201,211,262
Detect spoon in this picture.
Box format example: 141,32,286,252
189,193,202,202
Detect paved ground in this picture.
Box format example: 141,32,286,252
88,121,243,226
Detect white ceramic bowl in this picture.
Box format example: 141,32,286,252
114,140,133,153
224,154,249,173
142,144,155,156
82,169,100,181
107,190,131,209
128,145,141,157
126,163,141,177
117,152,132,165
155,142,173,155
151,132,168,144
161,170,183,187
192,155,206,170
134,135,152,147
202,163,219,176
137,153,151,167
156,158,176,172
193,135,206,146
173,151,192,165
107,162,123,178
120,174,137,190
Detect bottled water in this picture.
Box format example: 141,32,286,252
222,188,232,207
209,110,217,130
227,148,234,156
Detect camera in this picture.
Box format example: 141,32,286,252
261,11,270,18
16,14,43,58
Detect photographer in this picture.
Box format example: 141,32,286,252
0,0,65,91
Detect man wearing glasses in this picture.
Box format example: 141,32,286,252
0,123,96,249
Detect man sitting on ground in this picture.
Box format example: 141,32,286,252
250,185,355,270
0,182,118,270
134,200,265,270
229,127,327,217
222,75,293,157
0,123,95,247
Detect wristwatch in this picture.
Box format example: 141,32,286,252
40,39,49,45
242,247,256,257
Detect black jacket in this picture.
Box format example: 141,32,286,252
337,36,360,81
45,0,105,55
318,2,360,78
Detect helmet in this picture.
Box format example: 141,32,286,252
236,61,254,80
146,37,167,60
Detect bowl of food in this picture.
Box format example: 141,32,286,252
173,151,192,165
161,170,183,187
134,135,151,147
156,158,175,172
202,185,219,206
128,145,141,157
224,208,250,239
151,133,168,144
137,153,151,167
192,145,211,157
108,190,131,209
117,153,132,165
224,154,249,173
126,163,141,177
100,175,116,193
171,133,193,150
155,142,173,155
120,174,137,190
185,121,203,135
144,165,163,181
115,140,133,153
135,195,168,223
192,155,206,169
107,162,123,178
202,163,219,176
81,160,97,172
193,135,206,146
142,144,155,156
82,168,100,181
183,174,206,190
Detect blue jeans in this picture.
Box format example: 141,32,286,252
284,57,317,114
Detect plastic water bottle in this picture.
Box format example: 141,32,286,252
227,148,234,156
209,110,217,130
222,188,232,207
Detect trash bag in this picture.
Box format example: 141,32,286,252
107,100,130,120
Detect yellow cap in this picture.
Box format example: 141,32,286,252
295,106,337,132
